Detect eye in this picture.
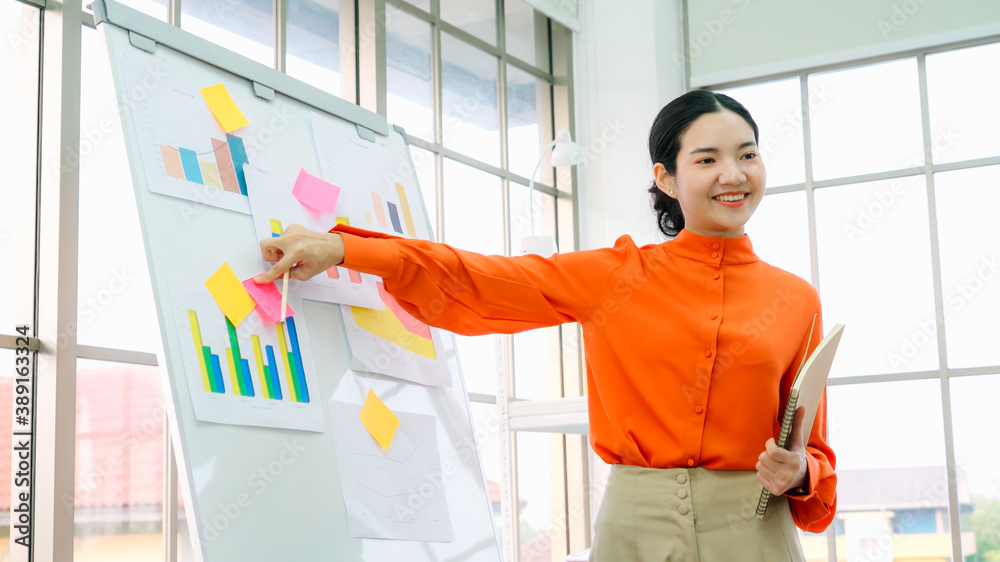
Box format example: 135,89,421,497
741,152,758,160
696,157,715,164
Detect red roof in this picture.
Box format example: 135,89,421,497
0,364,165,510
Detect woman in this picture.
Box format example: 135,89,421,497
256,90,836,561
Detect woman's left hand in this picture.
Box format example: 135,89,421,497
756,406,809,496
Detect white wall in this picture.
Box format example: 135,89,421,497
572,0,687,251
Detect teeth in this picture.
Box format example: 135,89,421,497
715,193,746,202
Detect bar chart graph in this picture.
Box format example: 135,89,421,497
170,275,323,431
368,184,418,238
123,57,253,215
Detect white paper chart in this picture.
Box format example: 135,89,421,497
329,399,454,542
123,56,256,215
167,274,324,432
311,112,431,241
244,165,382,309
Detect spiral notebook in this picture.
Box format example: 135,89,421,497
755,319,845,519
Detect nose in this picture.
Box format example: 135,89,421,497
718,160,746,185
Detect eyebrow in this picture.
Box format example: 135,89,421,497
688,141,757,155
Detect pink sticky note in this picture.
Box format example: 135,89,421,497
242,277,295,322
291,168,341,214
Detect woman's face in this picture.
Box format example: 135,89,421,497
654,109,765,238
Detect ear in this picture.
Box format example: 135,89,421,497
653,162,675,197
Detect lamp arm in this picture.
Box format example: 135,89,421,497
528,139,559,237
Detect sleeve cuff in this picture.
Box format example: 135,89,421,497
786,451,821,502
332,226,402,279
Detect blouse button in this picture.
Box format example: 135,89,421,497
711,252,719,259
695,406,704,414
687,458,695,467
713,273,720,280
712,242,720,249
710,314,718,320
703,349,712,357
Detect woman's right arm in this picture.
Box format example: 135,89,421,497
337,226,626,335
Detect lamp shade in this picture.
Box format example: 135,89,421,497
551,129,586,167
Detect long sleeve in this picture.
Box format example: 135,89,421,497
782,309,838,532
334,225,629,336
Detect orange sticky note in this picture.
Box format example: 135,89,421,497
205,262,256,327
359,389,400,451
199,83,250,133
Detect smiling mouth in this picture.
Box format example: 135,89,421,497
713,193,748,202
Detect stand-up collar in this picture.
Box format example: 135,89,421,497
664,229,759,265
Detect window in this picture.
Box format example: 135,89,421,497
15,0,578,559
716,37,1000,562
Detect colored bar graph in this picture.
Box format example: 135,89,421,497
188,311,213,392
276,321,298,402
326,266,340,279
200,160,223,189
286,317,310,403
212,138,241,194
252,335,271,399
161,146,186,180
395,183,418,237
348,269,362,284
387,202,404,234
372,192,389,228
265,345,282,400
227,134,249,195
179,148,204,184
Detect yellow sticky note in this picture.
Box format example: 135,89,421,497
205,262,256,327
359,389,400,451
199,83,250,133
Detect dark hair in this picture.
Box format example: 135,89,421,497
648,90,759,237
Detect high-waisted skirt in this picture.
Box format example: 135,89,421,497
589,464,806,562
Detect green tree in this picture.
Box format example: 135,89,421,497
972,495,1000,562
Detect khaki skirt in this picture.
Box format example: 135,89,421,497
589,464,805,562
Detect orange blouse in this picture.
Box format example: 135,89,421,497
334,225,837,532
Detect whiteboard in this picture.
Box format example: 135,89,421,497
93,2,502,560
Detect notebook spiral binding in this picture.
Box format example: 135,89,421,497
755,393,800,519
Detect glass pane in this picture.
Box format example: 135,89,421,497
440,0,497,46
456,333,498,395
118,0,166,20
79,29,160,353
815,176,938,377
745,190,810,282
719,77,805,188
515,432,557,560
182,0,273,67
507,64,552,181
75,359,164,562
950,374,1000,561
513,327,561,400
927,41,1000,165
387,9,433,141
505,0,549,69
443,157,504,255
441,33,500,167
934,166,1000,369
0,350,16,561
287,0,341,94
809,59,923,181
0,4,39,331
509,181,556,256
408,145,438,239
400,0,430,13
470,402,502,530
828,380,953,556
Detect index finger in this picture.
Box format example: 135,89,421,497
255,254,297,284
